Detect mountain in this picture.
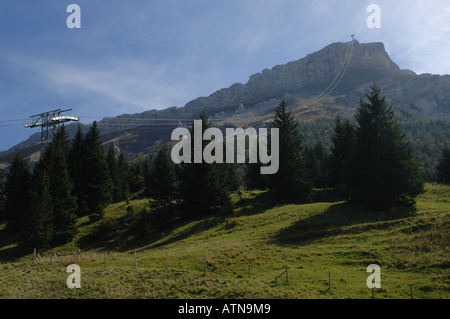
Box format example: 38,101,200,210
1,40,450,170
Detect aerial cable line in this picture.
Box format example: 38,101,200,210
301,37,355,108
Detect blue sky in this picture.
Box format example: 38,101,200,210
0,0,449,151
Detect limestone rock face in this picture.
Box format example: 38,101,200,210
2,41,449,164
175,40,448,121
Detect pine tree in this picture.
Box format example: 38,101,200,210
106,143,122,203
69,124,88,216
351,84,424,210
129,163,145,194
142,157,152,197
20,163,54,249
268,100,311,203
178,111,233,219
244,137,268,190
117,152,130,201
4,154,31,233
83,121,113,220
245,161,268,190
149,145,177,207
303,142,330,189
436,144,450,184
329,117,357,197
40,126,78,243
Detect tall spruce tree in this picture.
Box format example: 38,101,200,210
436,144,450,184
177,111,233,219
149,145,177,207
268,100,311,203
329,117,357,197
106,143,122,203
117,152,130,201
20,163,54,249
303,142,330,189
4,154,31,233
245,161,268,190
142,157,152,197
83,121,113,220
40,126,78,244
351,85,424,210
69,125,88,216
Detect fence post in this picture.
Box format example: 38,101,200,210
410,285,413,299
286,267,289,282
204,253,207,276
134,251,137,268
78,249,81,261
104,251,107,268
166,251,168,271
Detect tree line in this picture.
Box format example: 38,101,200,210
0,85,449,250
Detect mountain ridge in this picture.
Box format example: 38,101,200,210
1,40,449,168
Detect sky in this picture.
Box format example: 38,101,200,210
0,0,449,151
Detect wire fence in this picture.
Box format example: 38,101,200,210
30,248,424,299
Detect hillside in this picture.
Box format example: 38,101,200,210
0,183,448,299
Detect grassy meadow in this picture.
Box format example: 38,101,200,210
0,183,448,299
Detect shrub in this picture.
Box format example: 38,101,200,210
225,217,240,227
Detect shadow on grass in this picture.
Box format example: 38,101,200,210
233,190,278,217
0,225,33,262
145,216,225,250
274,201,414,245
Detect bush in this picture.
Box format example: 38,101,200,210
225,217,240,227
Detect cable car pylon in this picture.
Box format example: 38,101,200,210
25,109,79,143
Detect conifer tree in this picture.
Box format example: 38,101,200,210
142,157,152,197
303,142,330,189
106,144,122,203
20,163,54,249
83,121,113,220
436,144,450,184
329,117,357,197
149,145,177,207
268,100,311,203
40,126,78,243
129,163,145,194
4,154,31,233
245,161,268,190
351,85,424,210
178,111,233,218
117,152,130,201
69,124,88,216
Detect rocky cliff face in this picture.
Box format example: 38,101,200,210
1,40,449,165
153,40,449,121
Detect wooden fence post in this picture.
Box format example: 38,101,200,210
166,251,168,271
104,251,107,268
134,251,137,268
286,267,289,282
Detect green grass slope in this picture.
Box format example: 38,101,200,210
0,184,448,299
